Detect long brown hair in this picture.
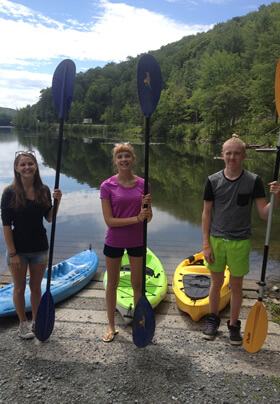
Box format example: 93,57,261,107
5,152,51,211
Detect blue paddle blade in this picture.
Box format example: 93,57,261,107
35,290,55,342
132,295,155,348
137,54,162,117
52,59,76,118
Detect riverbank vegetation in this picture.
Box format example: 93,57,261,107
12,3,280,145
267,302,280,325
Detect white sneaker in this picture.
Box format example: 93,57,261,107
18,321,35,339
31,321,35,334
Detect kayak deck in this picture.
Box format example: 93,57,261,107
173,252,231,321
103,248,167,323
0,248,99,317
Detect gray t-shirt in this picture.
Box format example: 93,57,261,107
203,169,265,240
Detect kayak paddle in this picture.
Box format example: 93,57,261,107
35,59,76,342
133,54,162,348
243,59,280,353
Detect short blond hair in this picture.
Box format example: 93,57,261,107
223,134,246,153
113,143,136,160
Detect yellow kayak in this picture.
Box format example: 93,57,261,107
172,252,231,321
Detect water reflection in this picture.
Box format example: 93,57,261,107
0,127,279,284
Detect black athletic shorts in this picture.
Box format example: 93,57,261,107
103,244,144,258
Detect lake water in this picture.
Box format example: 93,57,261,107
0,127,279,284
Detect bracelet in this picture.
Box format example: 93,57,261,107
9,252,17,257
137,215,141,223
203,245,210,249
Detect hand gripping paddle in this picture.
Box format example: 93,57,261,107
132,54,162,348
35,59,76,342
243,59,280,353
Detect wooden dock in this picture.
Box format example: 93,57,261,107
0,270,278,325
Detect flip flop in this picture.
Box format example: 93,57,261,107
102,329,119,343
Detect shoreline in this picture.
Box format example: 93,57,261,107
1,273,280,403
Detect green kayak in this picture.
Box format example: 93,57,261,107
103,248,167,324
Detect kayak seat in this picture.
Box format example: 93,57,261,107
182,274,211,300
50,262,69,278
121,265,155,277
189,260,204,266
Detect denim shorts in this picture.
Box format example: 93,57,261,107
103,244,144,258
6,250,49,266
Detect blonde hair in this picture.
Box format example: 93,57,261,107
113,143,136,160
223,134,246,153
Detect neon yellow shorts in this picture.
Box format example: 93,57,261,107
204,236,251,277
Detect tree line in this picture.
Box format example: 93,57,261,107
0,107,17,126
13,2,280,145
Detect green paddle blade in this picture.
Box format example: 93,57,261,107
243,301,268,353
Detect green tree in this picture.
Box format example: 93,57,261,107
191,51,248,136
0,112,12,125
12,105,37,128
69,101,84,124
83,77,115,122
36,88,57,123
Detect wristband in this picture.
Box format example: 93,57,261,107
9,252,17,257
203,245,210,249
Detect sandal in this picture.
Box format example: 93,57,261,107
103,329,119,343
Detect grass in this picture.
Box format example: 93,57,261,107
266,302,280,325
271,376,280,391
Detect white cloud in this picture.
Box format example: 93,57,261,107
0,69,52,109
0,0,213,108
1,0,211,63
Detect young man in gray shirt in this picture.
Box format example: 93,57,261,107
202,134,280,345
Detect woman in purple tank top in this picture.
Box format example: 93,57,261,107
100,143,152,342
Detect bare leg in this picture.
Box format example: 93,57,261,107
9,263,28,323
128,255,143,308
29,263,47,321
229,275,243,325
104,256,122,338
209,271,225,315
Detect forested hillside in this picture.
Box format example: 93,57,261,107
13,2,280,144
0,107,16,126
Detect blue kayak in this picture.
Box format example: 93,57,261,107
0,248,99,317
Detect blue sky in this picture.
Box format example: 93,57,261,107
0,0,278,109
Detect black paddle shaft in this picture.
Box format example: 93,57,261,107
46,118,64,291
142,116,150,295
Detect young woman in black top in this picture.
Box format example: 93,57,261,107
1,151,62,339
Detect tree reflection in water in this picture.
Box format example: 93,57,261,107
0,127,279,284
